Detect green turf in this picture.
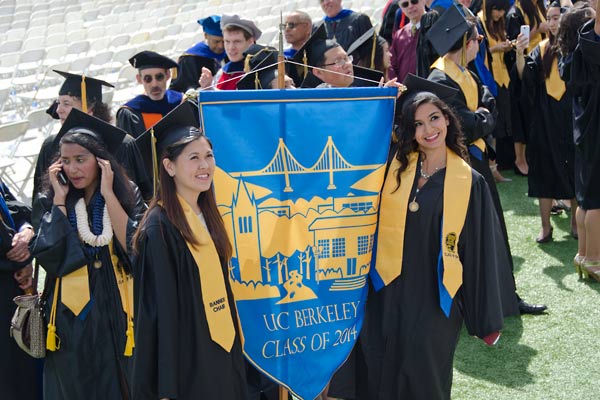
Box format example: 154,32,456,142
451,171,600,400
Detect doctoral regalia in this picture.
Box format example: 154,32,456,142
358,164,516,400
33,190,144,400
132,207,247,400
520,40,574,199
116,90,183,138
216,60,245,90
561,20,600,209
170,42,225,93
322,10,373,64
0,182,39,400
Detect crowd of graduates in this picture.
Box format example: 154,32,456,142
1,0,599,399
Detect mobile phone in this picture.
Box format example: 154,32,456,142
57,170,68,186
520,25,530,41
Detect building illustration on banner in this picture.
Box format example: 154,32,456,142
215,136,385,304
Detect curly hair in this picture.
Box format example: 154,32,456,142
392,92,469,190
557,4,595,57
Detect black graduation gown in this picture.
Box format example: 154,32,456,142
115,108,147,140
323,12,373,63
31,134,152,211
427,69,519,289
562,21,600,210
358,169,516,400
170,54,220,93
520,45,574,199
33,192,144,400
132,207,247,400
0,182,39,400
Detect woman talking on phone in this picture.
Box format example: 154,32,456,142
32,109,145,400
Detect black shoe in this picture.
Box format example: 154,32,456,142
518,300,547,315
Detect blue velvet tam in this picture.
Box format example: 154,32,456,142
198,15,223,37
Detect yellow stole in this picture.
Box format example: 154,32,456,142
516,3,546,52
478,11,510,88
539,39,565,101
432,57,486,152
47,242,135,356
176,194,236,352
375,149,472,309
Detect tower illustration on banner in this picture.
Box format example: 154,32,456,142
216,136,384,303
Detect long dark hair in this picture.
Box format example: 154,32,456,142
484,0,510,41
133,134,233,265
392,92,469,189
557,4,595,57
41,130,136,214
518,0,546,29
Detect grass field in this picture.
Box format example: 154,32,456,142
451,170,600,400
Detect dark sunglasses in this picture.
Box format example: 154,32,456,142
400,0,419,8
142,73,166,83
284,22,306,30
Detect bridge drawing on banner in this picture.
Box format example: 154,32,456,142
228,136,381,192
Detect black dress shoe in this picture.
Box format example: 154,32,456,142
518,300,547,315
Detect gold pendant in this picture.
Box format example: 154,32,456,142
409,200,419,212
93,259,102,269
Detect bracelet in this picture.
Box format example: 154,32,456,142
55,204,66,207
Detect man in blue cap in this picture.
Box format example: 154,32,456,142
170,15,226,92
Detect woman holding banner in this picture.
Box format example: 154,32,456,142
132,102,247,400
358,76,515,399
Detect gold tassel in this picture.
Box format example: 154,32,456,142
461,33,467,67
81,75,88,113
254,72,260,89
302,50,308,78
244,54,251,72
46,278,61,351
370,31,377,69
150,128,158,197
171,66,178,80
124,320,135,356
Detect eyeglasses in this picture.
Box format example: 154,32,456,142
322,55,353,68
284,21,306,30
142,73,166,83
400,0,419,8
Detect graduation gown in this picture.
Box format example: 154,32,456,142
0,181,39,400
116,90,183,138
561,21,600,210
170,42,224,93
31,134,152,212
33,191,144,400
520,43,574,199
358,169,517,400
322,10,373,64
132,207,247,400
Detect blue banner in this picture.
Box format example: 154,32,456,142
199,88,396,400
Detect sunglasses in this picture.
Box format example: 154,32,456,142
284,21,306,30
400,0,419,8
142,73,166,83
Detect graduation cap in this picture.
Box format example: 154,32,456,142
398,73,459,109
291,23,339,80
53,108,126,154
46,100,59,120
426,4,473,57
346,26,385,70
129,51,178,71
352,65,384,87
198,15,222,37
54,70,114,112
237,45,281,90
221,15,262,40
135,101,200,195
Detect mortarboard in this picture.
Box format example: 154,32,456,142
346,26,386,70
221,15,262,40
291,23,340,84
135,101,200,194
397,73,459,109
352,65,384,87
54,70,114,112
46,100,59,120
426,4,472,57
237,46,281,90
53,108,126,154
198,15,223,37
129,51,178,71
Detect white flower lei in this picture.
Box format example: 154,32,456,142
74,198,113,247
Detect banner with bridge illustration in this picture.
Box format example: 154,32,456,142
199,88,397,400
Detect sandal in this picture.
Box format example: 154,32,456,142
573,254,585,279
582,259,600,282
